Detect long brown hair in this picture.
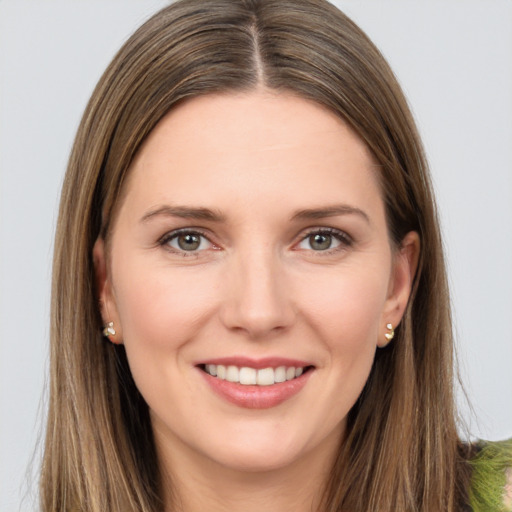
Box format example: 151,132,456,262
41,0,471,510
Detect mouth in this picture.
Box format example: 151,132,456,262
196,359,315,409
199,364,313,386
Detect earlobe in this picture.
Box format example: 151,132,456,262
93,238,122,344
378,231,420,347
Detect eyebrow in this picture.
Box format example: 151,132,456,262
291,205,370,223
140,203,370,224
140,205,226,223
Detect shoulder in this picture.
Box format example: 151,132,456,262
469,438,512,512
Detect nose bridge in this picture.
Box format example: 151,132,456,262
220,243,294,338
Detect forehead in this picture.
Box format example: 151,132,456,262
120,90,382,220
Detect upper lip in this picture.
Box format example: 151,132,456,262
195,356,313,369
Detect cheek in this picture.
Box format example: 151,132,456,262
297,261,390,347
280,262,390,439
110,260,220,416
112,257,218,353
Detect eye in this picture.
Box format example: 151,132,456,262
296,228,351,252
161,230,213,253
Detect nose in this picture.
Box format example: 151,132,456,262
219,248,295,340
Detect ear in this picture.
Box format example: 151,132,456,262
93,238,123,344
378,231,420,347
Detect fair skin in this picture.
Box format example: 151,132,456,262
94,90,419,512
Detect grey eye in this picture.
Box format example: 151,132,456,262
166,231,211,252
297,230,346,252
309,233,333,251
177,233,201,251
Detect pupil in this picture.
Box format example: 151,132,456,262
178,233,200,251
311,233,331,250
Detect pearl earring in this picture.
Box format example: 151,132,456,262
384,323,395,342
102,321,116,338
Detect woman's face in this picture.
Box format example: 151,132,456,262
95,90,417,474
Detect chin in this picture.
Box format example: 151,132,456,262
196,422,329,475
208,443,305,474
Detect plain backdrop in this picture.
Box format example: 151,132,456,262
1,1,511,510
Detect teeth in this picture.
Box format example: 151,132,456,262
257,367,274,386
226,365,239,382
205,364,217,376
204,364,307,385
274,366,286,383
239,367,257,385
216,365,226,379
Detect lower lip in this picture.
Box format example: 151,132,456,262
199,368,313,409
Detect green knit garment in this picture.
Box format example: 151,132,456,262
469,439,512,512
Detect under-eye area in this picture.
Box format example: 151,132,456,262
198,364,315,386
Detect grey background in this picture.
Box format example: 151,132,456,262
1,1,511,510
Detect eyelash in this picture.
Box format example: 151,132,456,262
297,227,353,254
158,228,215,257
158,227,353,256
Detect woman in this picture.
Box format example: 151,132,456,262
40,0,511,510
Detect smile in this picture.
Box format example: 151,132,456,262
197,358,315,409
202,364,306,386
